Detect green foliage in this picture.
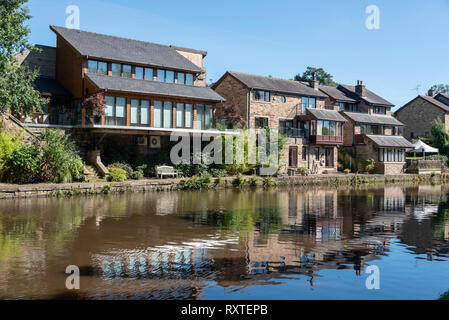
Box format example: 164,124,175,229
248,175,259,187
0,0,48,115
431,118,449,152
297,167,309,175
262,176,276,188
3,145,40,183
0,130,21,176
210,168,228,177
344,168,351,174
181,173,212,190
112,162,134,178
364,159,375,174
108,167,127,182
294,67,338,87
428,84,449,95
40,129,85,183
132,170,144,180
426,154,449,166
232,173,246,187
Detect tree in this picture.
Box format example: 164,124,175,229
0,0,48,116
431,117,449,153
294,67,338,87
82,92,106,117
428,84,449,95
215,98,247,129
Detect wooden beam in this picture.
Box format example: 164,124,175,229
126,97,130,126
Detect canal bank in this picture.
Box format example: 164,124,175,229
0,173,448,199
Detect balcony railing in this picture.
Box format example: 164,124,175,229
309,135,343,145
279,127,308,139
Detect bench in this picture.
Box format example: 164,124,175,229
156,166,179,179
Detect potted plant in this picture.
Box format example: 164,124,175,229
82,92,106,124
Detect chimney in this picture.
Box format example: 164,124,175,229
310,72,319,90
355,80,366,97
428,88,436,97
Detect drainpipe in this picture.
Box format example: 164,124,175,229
247,90,251,129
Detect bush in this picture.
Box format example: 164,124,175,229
3,145,41,184
108,167,127,182
262,176,276,188
248,175,259,187
0,131,21,179
427,154,449,166
182,173,212,190
210,168,228,177
132,170,144,180
232,173,246,187
344,168,351,174
112,162,134,178
40,129,85,183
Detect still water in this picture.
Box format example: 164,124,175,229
0,185,449,300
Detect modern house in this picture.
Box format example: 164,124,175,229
395,89,449,140
15,26,226,164
321,81,413,174
211,72,347,174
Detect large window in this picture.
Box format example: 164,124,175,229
176,103,193,128
154,101,163,128
130,99,139,126
302,97,316,113
111,63,121,77
340,103,357,112
374,106,387,114
163,101,173,128
129,99,150,126
314,120,343,136
360,124,383,135
88,60,107,75
196,104,214,130
393,126,403,136
105,96,126,126
279,119,293,136
253,90,270,102
378,148,405,162
122,65,132,78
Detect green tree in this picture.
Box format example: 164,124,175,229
294,67,338,87
0,0,48,115
428,84,449,95
431,117,449,154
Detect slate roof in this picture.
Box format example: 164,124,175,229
33,77,72,96
435,93,449,106
365,135,414,148
419,95,449,112
86,74,224,102
221,71,328,98
16,45,56,78
318,85,358,103
306,108,347,122
50,26,203,73
342,112,404,126
338,84,394,107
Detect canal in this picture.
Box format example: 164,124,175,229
0,185,448,300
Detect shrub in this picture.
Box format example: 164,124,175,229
112,162,134,178
427,154,449,166
210,168,228,177
0,131,21,179
182,173,212,190
3,145,41,184
232,173,246,187
262,176,276,188
344,168,351,174
248,175,259,187
40,129,85,183
132,170,144,180
108,167,127,182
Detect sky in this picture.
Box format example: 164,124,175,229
27,0,449,110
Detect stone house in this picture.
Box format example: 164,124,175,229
395,90,449,140
211,71,347,174
320,81,413,174
14,25,229,168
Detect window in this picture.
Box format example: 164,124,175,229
302,97,316,113
166,71,175,83
185,104,193,128
122,65,132,78
322,121,330,136
317,120,323,135
253,90,270,102
393,126,403,136
339,103,345,111
105,96,126,126
177,72,185,85
163,101,173,128
255,117,269,129
141,100,150,126
281,96,286,103
176,103,194,128
302,146,307,161
130,99,139,126
195,104,214,130
144,68,153,80
135,67,144,80
176,103,184,128
379,148,405,163
157,69,165,82
154,101,163,128
279,119,293,136
325,148,334,168
315,148,320,160
374,106,386,114
186,73,194,85
88,60,98,74
111,63,121,77
289,146,298,168
88,60,107,75
196,104,204,130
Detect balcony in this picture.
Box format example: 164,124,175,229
279,127,308,139
309,135,343,145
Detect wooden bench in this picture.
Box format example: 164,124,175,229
157,166,179,179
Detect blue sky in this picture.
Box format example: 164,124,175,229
27,0,449,110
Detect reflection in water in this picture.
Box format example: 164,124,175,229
0,185,449,299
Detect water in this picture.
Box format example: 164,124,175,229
0,185,448,300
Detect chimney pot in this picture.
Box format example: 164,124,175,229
355,80,366,97
428,89,435,97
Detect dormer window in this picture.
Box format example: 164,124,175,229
374,106,386,114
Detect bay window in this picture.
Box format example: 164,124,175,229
379,148,405,162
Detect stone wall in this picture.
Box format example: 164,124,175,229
395,97,447,140
213,75,249,126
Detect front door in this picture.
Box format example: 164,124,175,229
325,148,334,168
289,146,298,168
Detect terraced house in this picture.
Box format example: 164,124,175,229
321,81,413,174
15,26,225,164
212,72,347,174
